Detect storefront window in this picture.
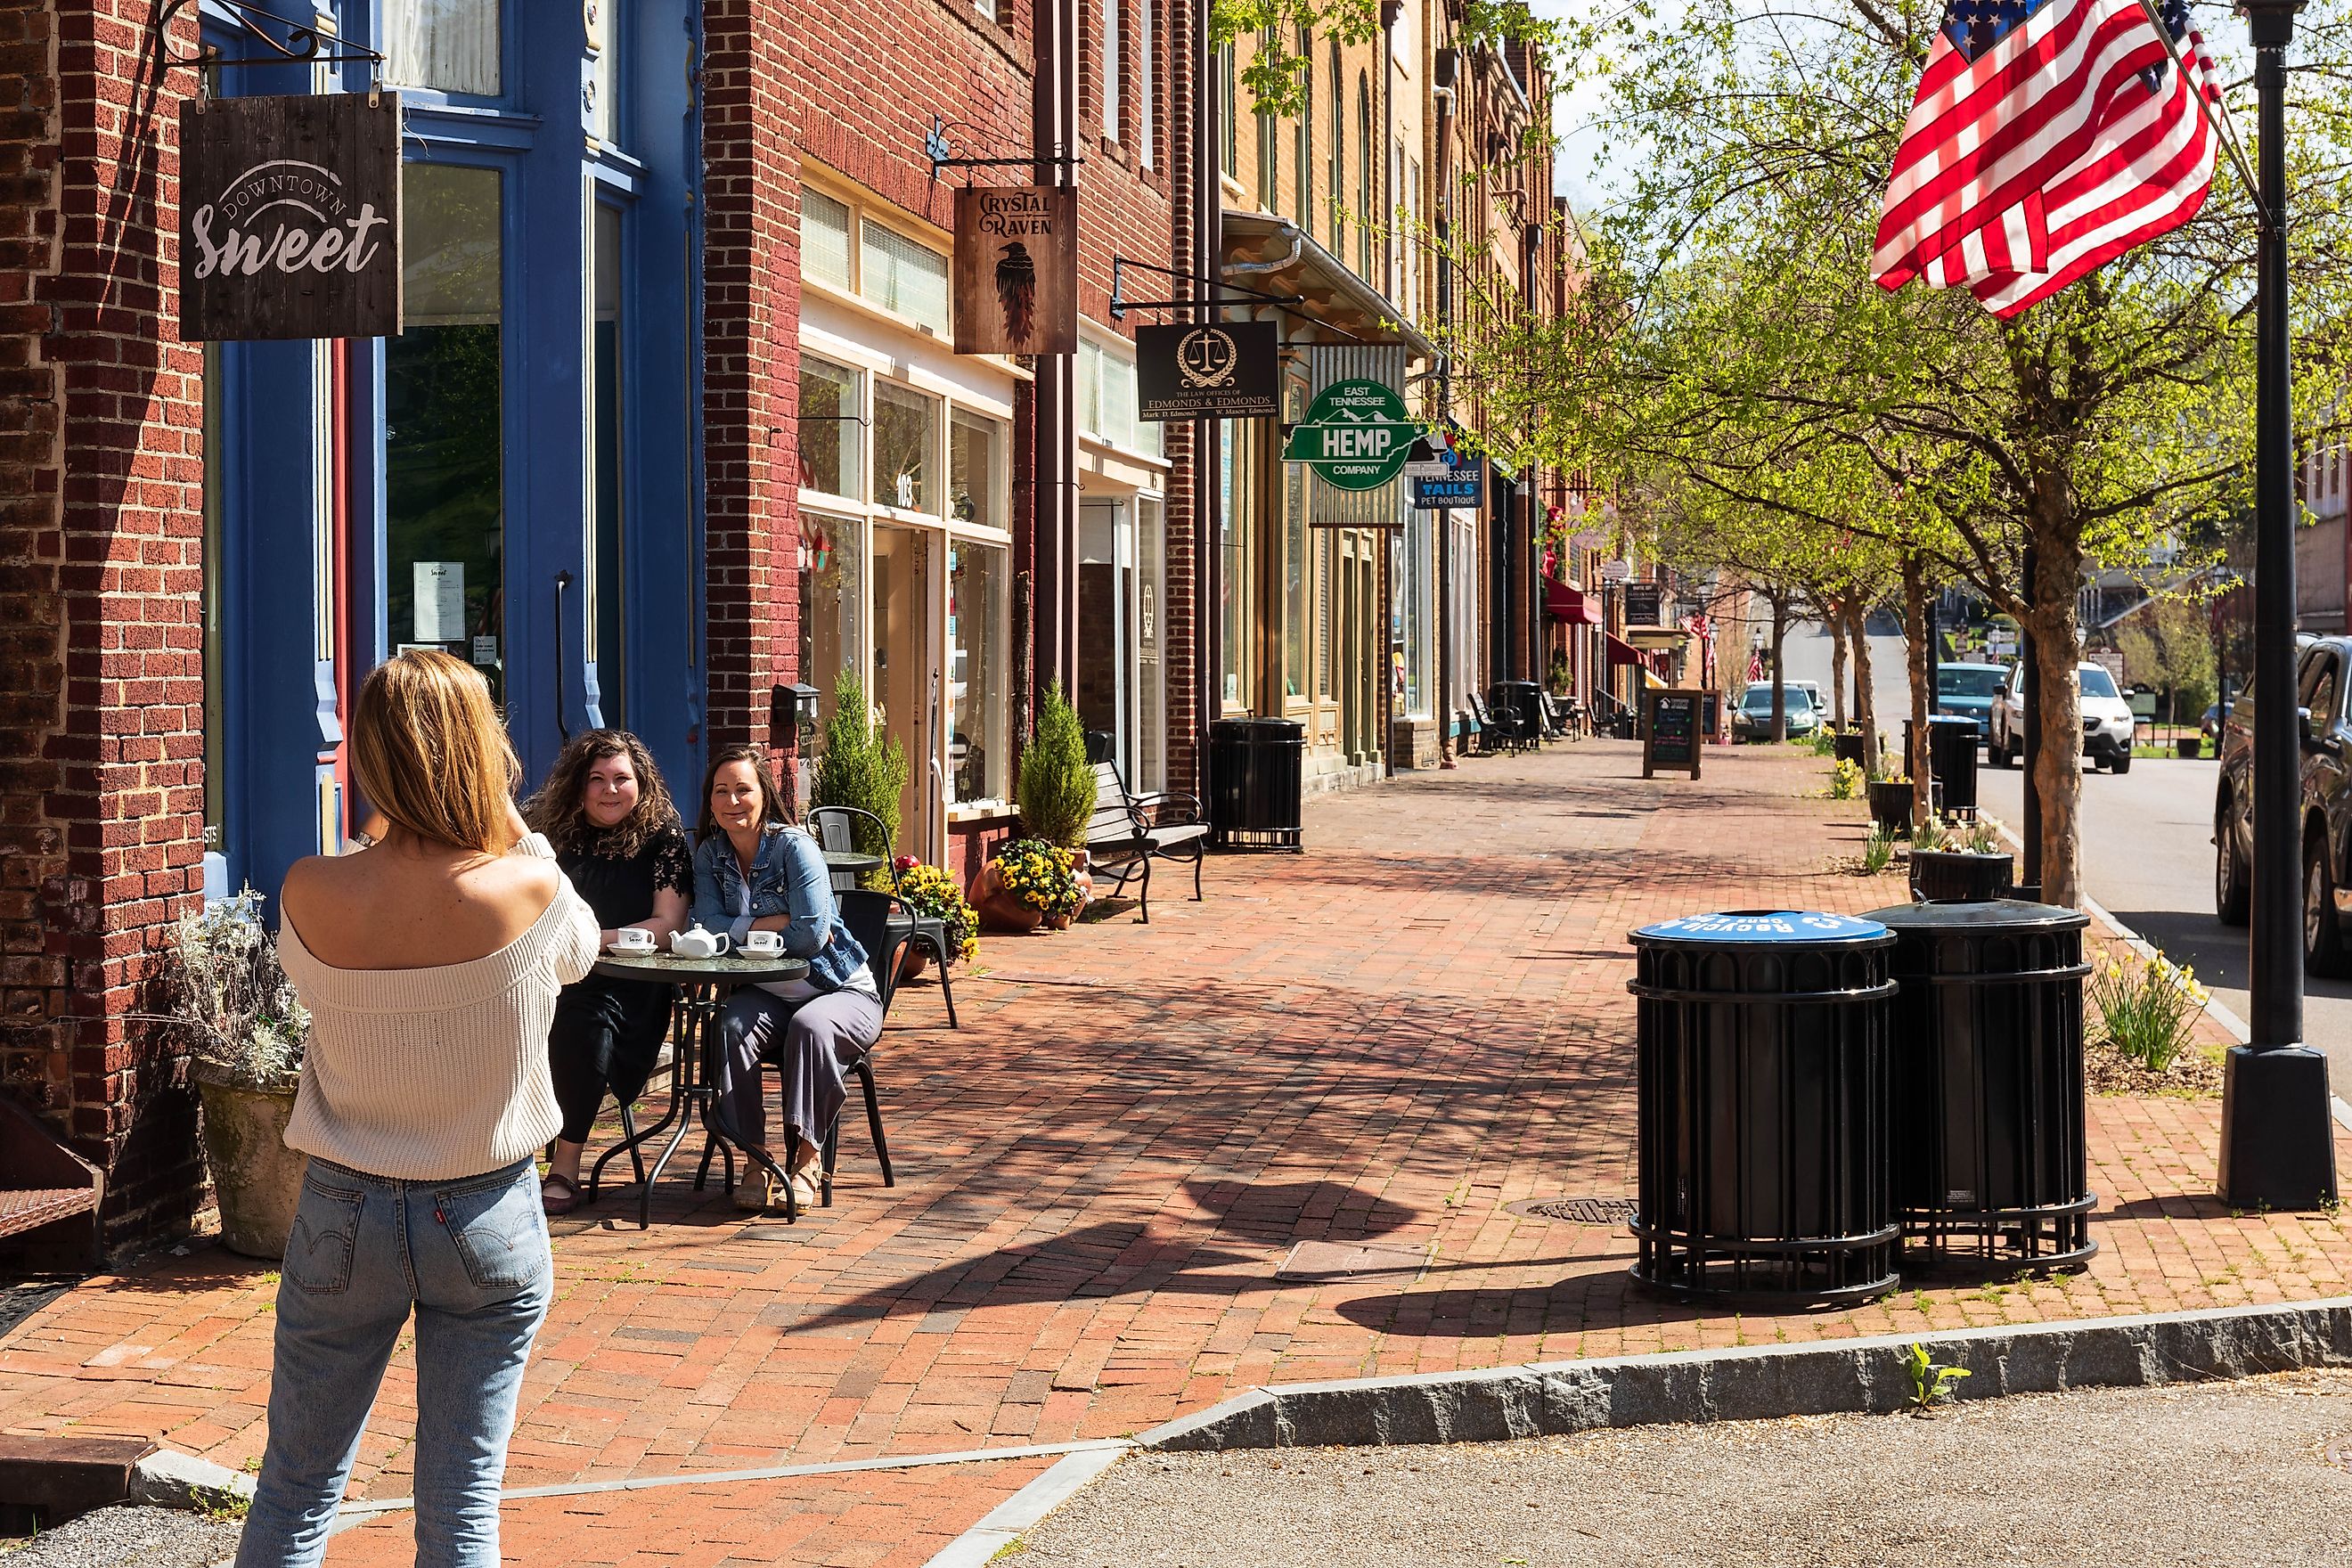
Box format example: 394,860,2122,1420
387,161,504,700
1283,463,1306,698
805,191,853,290
950,410,1004,527
1402,509,1434,717
384,0,500,96
861,222,951,335
592,202,625,725
1138,494,1165,792
798,511,863,729
1319,531,1339,701
872,382,937,512
799,355,861,498
949,540,1009,804
1221,419,1253,709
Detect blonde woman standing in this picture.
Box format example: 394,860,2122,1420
238,650,599,1568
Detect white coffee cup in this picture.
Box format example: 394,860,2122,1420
741,929,784,957
611,927,655,954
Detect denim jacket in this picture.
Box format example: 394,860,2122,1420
689,824,870,992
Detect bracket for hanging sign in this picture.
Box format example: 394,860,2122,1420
927,115,1085,179
156,0,387,75
1107,257,1300,321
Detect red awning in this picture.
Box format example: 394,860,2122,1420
1604,633,1646,666
1545,582,1601,624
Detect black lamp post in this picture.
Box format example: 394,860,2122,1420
2219,0,2338,1210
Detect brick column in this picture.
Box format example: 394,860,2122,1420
0,0,208,1250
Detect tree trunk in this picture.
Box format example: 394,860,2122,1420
1770,596,1788,742
2027,542,2086,908
1902,556,1931,824
1829,607,1850,731
1848,602,1878,761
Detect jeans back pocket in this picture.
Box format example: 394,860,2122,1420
438,1168,551,1294
284,1181,364,1295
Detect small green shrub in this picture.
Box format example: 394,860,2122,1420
1806,729,1839,756
1017,681,1095,849
1827,758,1864,799
813,672,909,886
1900,1342,1972,1414
1910,815,1950,853
2088,948,2208,1073
1857,823,1897,876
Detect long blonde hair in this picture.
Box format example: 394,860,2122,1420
350,650,520,853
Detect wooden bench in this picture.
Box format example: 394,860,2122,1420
1083,761,1209,923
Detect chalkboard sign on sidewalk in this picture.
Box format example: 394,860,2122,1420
1643,690,1707,780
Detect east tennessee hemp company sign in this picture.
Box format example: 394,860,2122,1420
178,93,402,341
1280,378,1416,493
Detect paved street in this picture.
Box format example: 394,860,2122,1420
1775,619,1909,739
1019,1370,2352,1567
3,740,2347,1568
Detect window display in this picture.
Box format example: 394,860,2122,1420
873,381,937,513
799,356,861,498
949,541,1008,804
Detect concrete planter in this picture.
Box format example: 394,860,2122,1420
194,1074,307,1259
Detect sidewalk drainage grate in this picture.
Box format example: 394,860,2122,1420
1507,1196,1637,1226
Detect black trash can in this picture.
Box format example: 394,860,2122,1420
1926,715,1980,814
1862,899,2095,1270
1205,717,1305,851
1626,911,1900,1304
1909,849,2014,902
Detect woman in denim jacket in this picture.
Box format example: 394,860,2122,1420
690,744,883,1211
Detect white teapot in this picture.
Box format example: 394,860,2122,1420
668,924,731,960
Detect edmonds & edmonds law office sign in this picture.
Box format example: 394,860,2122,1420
179,94,402,342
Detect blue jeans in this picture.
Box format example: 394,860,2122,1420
236,1156,551,1568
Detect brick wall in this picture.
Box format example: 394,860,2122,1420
0,0,208,1252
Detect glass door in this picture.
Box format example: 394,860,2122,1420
872,522,939,861
1078,498,1133,774
386,162,506,703
1137,495,1165,793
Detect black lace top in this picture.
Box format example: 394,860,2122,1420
557,818,695,931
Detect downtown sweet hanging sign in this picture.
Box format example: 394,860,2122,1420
952,185,1079,357
178,93,403,342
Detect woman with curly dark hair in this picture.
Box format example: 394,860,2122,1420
521,729,692,1214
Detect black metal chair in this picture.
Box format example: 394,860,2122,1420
806,804,959,1028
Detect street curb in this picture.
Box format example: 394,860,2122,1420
919,1443,1131,1567
1133,1297,2352,1452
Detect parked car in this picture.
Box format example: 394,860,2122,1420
1934,662,2006,739
1732,682,1819,741
2202,699,2233,739
2215,638,2352,973
1988,662,2136,772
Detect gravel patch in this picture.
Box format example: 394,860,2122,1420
1019,1371,2352,1567
0,1507,240,1568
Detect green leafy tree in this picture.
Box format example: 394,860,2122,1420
1018,681,1096,850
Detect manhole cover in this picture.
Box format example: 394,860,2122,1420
1274,1241,1429,1282
1506,1196,1637,1226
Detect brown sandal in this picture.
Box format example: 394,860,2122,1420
541,1172,582,1216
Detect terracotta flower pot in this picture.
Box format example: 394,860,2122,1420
897,944,930,983
1067,847,1094,912
974,863,1045,934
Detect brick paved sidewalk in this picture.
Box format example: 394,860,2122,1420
4,738,2347,1568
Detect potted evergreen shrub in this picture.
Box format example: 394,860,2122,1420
812,672,909,888
1015,680,1097,902
153,890,311,1258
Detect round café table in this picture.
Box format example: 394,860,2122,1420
585,948,809,1228
821,848,886,878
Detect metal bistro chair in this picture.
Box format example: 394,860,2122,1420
694,888,899,1216
806,804,960,1028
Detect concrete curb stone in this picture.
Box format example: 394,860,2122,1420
1139,1296,2352,1451
127,1450,256,1512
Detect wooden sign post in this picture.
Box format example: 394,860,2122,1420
179,93,402,341
1643,689,1706,780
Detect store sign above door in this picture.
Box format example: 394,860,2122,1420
1403,433,1482,509
177,93,402,342
1137,322,1278,420
1280,378,1415,493
952,185,1079,356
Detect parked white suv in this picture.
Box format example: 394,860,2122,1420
1988,662,2136,773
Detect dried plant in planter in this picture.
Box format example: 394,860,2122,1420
151,889,309,1095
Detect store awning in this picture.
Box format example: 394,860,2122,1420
1220,211,1440,359
1605,633,1647,666
1546,582,1601,624
1623,624,1691,649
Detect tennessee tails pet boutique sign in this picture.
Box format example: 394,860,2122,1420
952,185,1078,356
179,94,402,342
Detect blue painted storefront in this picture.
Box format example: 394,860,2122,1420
201,0,705,903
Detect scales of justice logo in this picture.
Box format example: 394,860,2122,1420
1173,325,1240,390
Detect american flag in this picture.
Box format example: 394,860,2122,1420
1871,0,2219,318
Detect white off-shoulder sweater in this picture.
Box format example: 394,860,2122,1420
278,832,602,1180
